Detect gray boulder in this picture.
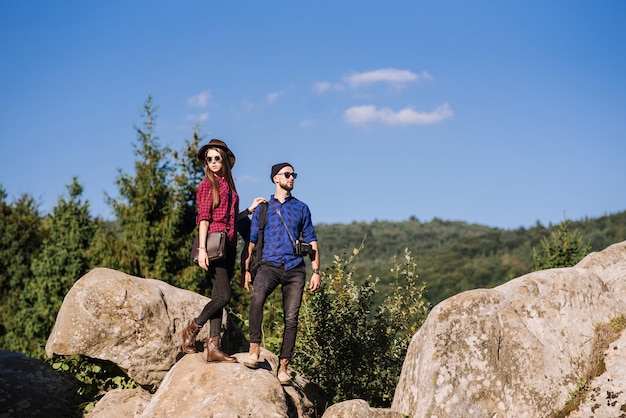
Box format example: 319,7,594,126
86,387,152,418
0,350,82,417
322,399,404,417
45,267,220,387
140,352,289,417
392,240,626,417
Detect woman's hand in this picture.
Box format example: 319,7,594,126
198,250,209,271
248,197,266,213
243,270,253,290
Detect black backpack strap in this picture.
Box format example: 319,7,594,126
252,201,268,266
258,201,268,229
240,202,268,287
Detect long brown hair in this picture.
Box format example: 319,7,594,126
203,147,237,210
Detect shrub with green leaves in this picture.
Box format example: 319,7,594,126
294,242,430,407
46,354,138,412
533,220,591,270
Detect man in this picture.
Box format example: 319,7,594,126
243,162,321,385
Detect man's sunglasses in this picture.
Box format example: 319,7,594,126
279,172,298,179
206,156,222,163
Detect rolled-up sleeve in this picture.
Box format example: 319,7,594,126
301,205,317,243
196,178,212,225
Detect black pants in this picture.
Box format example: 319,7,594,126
248,263,306,359
195,245,236,338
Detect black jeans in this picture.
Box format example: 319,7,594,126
248,263,306,359
195,245,236,338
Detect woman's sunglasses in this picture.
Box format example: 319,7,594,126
206,156,222,163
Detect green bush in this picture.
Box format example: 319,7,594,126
294,241,430,407
46,354,138,412
533,220,591,270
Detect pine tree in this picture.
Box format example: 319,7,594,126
533,220,591,270
106,96,197,286
1,179,96,357
34,178,96,357
0,186,43,354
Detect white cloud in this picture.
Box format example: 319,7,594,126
187,90,212,108
300,119,316,128
313,81,332,94
267,90,285,104
344,103,453,126
185,112,209,122
312,81,345,94
421,70,434,81
343,68,421,88
313,68,432,94
241,99,256,110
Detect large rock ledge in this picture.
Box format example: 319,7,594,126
392,240,626,417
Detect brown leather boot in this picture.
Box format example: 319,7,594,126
181,320,200,354
206,336,237,363
244,342,260,369
277,358,292,385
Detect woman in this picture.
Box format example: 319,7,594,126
181,138,264,362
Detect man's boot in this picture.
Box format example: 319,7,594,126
244,342,260,369
277,358,292,385
206,336,237,363
181,320,200,354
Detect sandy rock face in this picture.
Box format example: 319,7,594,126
140,353,289,418
45,267,218,387
392,241,626,418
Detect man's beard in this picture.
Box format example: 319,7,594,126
280,182,293,192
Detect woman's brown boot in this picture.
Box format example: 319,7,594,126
206,336,237,363
277,358,292,385
244,342,260,369
181,320,200,354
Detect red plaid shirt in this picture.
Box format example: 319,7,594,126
196,176,239,245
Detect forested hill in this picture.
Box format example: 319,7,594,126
314,210,626,305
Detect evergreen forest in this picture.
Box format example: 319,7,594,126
315,210,626,307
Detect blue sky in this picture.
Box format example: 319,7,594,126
1,1,625,230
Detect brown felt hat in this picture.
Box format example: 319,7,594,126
197,139,236,167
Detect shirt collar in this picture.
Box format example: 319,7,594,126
270,194,292,203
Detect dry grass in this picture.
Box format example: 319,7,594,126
550,314,626,418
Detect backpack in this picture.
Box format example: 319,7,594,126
238,202,268,286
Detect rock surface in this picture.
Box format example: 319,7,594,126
391,241,626,417
140,353,289,417
86,387,152,418
45,267,219,387
322,399,405,417
0,350,82,418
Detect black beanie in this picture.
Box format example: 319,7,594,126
270,162,292,182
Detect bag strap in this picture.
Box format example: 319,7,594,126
270,201,297,247
255,202,268,249
258,201,268,229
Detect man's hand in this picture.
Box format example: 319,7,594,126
309,273,321,292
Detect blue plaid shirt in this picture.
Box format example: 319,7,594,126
249,195,317,270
